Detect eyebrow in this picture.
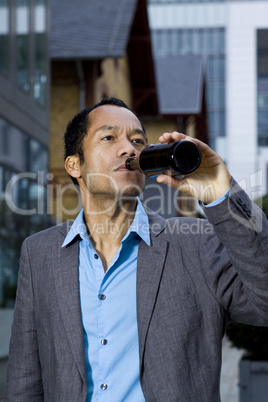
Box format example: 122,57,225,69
96,125,115,133
96,125,146,138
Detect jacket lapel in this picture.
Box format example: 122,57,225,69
50,209,167,387
136,209,167,372
52,224,87,387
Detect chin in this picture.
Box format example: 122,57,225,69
119,179,145,198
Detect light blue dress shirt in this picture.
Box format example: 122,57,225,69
62,191,229,401
204,189,230,207
62,199,149,402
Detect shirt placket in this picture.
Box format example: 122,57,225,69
92,250,113,399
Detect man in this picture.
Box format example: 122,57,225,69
4,97,268,401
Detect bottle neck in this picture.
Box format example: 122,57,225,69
125,157,141,172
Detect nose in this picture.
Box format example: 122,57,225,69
117,138,137,158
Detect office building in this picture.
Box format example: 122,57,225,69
148,0,268,195
0,0,50,308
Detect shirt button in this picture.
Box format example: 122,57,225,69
101,384,108,390
94,253,99,259
101,339,108,345
99,294,106,300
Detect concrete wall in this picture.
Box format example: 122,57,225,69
226,2,268,197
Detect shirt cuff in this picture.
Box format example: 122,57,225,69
203,189,230,208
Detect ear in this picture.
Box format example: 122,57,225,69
65,155,81,179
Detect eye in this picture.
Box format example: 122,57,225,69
101,135,114,141
132,138,146,146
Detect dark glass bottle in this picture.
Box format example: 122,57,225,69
125,139,202,177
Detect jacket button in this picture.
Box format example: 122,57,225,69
99,294,106,300
101,384,108,390
237,197,243,206
246,209,252,218
101,339,108,345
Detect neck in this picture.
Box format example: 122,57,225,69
81,195,138,272
82,194,137,242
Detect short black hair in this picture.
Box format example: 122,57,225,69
64,97,146,185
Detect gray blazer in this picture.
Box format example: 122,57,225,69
4,180,268,401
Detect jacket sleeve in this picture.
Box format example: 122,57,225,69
4,238,44,401
200,178,268,325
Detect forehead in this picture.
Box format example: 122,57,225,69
88,105,143,131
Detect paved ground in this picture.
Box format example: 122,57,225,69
220,336,244,402
0,336,243,401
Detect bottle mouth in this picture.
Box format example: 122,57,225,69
172,140,202,174
125,157,140,172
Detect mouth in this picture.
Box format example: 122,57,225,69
114,160,139,172
113,159,142,174
114,162,129,172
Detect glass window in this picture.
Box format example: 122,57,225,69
208,83,225,109
0,118,10,155
206,56,215,81
191,29,199,54
16,0,30,92
207,84,214,109
148,0,228,2
206,55,225,82
17,176,29,209
34,0,47,106
0,0,9,74
207,29,215,55
0,165,3,193
183,29,194,54
218,28,225,55
153,30,164,56
28,138,48,173
150,27,226,143
266,164,268,191
218,56,225,80
257,30,268,146
208,111,217,135
257,77,268,145
196,29,204,55
219,83,225,108
202,29,209,54
208,110,225,136
166,30,174,56
218,110,226,135
176,30,183,55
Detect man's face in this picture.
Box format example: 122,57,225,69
78,105,147,200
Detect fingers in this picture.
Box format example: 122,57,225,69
158,131,187,144
156,173,185,189
158,132,211,153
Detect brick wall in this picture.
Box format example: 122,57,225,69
50,61,81,222
49,56,134,222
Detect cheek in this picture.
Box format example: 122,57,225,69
81,159,117,190
82,153,108,173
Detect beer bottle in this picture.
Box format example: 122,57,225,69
125,139,202,178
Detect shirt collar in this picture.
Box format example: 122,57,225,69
61,209,88,247
62,198,150,248
121,198,150,246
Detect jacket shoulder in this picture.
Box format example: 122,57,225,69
23,221,73,248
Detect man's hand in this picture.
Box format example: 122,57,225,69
156,132,231,205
